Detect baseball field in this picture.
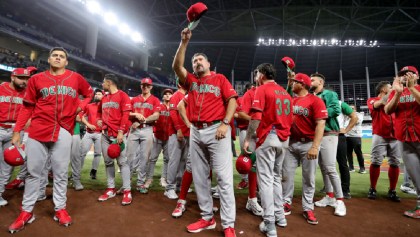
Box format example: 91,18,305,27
1,138,419,237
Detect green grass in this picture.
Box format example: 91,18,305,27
11,138,415,199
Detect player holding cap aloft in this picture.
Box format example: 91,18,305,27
97,74,132,206
126,77,161,194
384,66,420,218
0,68,30,207
243,63,293,237
282,72,327,225
172,13,238,237
9,47,93,233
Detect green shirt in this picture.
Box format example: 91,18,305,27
341,101,353,116
73,122,80,135
316,89,341,133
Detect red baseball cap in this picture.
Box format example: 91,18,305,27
12,68,30,77
141,78,153,85
235,154,252,174
398,66,418,76
187,2,208,22
281,57,295,71
4,145,26,166
26,66,38,75
107,141,125,159
293,73,311,87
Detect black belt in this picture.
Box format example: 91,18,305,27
291,137,313,142
138,123,152,129
192,120,221,130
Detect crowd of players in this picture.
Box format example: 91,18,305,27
0,29,419,237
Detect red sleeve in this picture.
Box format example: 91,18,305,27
313,97,328,120
97,99,103,122
220,75,238,103
153,97,161,113
251,87,265,112
387,90,396,103
14,103,34,132
251,111,263,120
77,75,94,111
119,93,132,132
241,91,253,114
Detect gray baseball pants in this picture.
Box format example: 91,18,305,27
318,135,343,198
80,132,102,171
126,126,153,186
165,134,189,191
147,135,169,180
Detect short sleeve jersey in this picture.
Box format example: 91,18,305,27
99,90,132,137
168,90,189,136
0,82,25,123
251,82,293,147
367,97,394,139
131,94,161,123
291,94,328,140
83,102,101,133
181,72,237,122
388,86,420,142
154,103,170,141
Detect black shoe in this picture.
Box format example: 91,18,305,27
387,190,400,202
343,192,352,199
368,188,377,199
90,169,97,180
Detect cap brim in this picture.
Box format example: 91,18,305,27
398,70,415,76
188,19,200,30
16,146,26,160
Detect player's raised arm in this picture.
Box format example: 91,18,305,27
172,28,191,85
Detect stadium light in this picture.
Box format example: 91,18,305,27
118,23,131,35
131,32,144,43
257,37,379,47
86,1,101,15
104,12,118,26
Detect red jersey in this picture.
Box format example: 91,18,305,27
14,70,93,142
367,97,394,139
98,90,132,137
131,94,161,123
251,82,293,147
388,86,420,142
154,103,170,141
168,90,189,136
182,72,237,122
237,87,256,130
291,94,328,140
0,82,25,123
83,102,101,133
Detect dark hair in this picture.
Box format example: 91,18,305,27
244,83,252,91
256,63,276,80
310,73,326,81
375,81,390,96
49,47,68,58
94,88,104,94
104,74,119,86
191,53,209,64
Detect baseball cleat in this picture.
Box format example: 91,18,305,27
160,177,168,188
224,227,237,237
334,200,347,217
315,196,337,208
246,197,264,216
90,169,97,180
187,218,216,233
121,190,132,206
164,189,178,199
54,209,72,227
172,199,186,218
98,188,116,201
5,178,25,190
404,206,420,219
387,190,400,202
283,202,291,215
303,210,318,225
400,185,417,195
9,211,35,233
259,221,277,237
237,180,249,189
368,188,377,199
276,216,287,228
137,185,149,194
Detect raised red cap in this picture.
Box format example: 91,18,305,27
187,2,208,22
281,57,295,70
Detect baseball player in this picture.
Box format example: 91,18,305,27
173,28,238,237
243,63,292,237
282,73,327,225
9,47,93,233
335,101,358,199
147,88,173,187
0,68,30,207
236,76,263,216
310,73,347,217
5,67,38,191
79,89,104,180
97,74,132,205
126,78,161,193
384,66,420,218
367,81,401,201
